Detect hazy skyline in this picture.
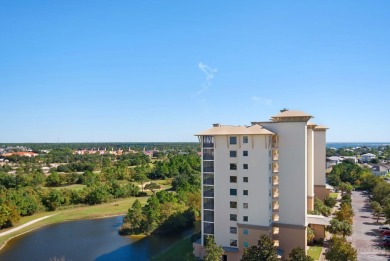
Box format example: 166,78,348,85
1,1,389,143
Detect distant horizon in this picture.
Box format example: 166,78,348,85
1,141,390,144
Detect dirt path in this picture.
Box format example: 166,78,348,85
0,214,57,238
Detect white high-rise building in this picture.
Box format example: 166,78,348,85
193,110,328,260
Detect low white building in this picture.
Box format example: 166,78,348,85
360,153,376,163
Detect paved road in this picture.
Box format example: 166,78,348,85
0,214,55,237
349,191,389,260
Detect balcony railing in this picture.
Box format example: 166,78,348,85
203,143,214,148
272,189,279,199
203,153,214,160
272,202,279,212
203,167,214,173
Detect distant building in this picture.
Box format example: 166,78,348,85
369,164,390,176
360,153,376,163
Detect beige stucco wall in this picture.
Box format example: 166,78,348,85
307,196,314,211
310,224,326,240
313,130,326,186
314,186,329,201
213,134,272,249
307,127,314,199
278,225,307,258
262,122,307,226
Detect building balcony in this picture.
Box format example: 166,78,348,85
272,135,279,148
272,227,280,236
272,163,279,173
272,189,279,199
203,167,214,173
272,202,279,212
203,154,214,160
203,143,214,148
272,213,279,222
272,176,279,186
272,150,279,161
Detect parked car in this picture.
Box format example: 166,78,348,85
384,241,390,247
382,235,390,241
379,226,390,232
382,231,390,236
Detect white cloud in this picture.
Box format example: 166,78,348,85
197,62,217,94
251,96,272,106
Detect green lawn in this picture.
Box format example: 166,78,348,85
0,196,148,248
49,184,87,191
151,236,197,261
329,192,339,199
307,246,322,260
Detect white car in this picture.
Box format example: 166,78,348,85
379,226,390,232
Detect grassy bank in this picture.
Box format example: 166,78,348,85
308,246,322,260
151,236,197,261
0,196,147,249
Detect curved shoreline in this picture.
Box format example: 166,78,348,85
0,212,126,252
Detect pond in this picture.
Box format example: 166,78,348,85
0,216,199,261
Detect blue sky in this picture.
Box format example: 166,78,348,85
1,1,389,142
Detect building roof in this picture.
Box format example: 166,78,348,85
270,110,313,122
195,124,274,136
314,125,328,131
307,214,331,226
327,156,343,161
362,153,376,157
272,110,312,118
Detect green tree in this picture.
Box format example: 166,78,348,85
242,234,278,261
370,201,383,223
134,172,149,192
335,203,354,224
121,199,145,234
325,236,357,261
46,171,61,187
338,182,353,195
288,247,314,261
144,182,161,194
0,202,20,229
328,219,352,238
307,226,315,245
204,235,224,261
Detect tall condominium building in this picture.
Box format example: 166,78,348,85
193,110,329,260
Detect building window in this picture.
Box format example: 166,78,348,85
243,136,248,143
269,164,271,170
243,177,248,183
204,210,214,222
203,198,214,209
230,201,237,208
243,203,248,209
230,176,237,183
243,216,248,222
243,164,248,170
269,177,271,184
230,136,237,145
230,227,237,234
230,150,237,157
203,222,214,234
230,214,237,221
243,190,248,196
243,229,249,235
269,150,272,157
230,239,237,247
230,163,237,170
230,189,237,196
243,242,249,248
243,150,248,156
269,190,272,197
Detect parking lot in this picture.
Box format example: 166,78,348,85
349,191,390,260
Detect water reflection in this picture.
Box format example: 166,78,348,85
0,216,198,261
